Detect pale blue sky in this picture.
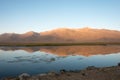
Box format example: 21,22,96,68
0,0,120,33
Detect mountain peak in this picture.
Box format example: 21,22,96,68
54,28,70,31
22,31,39,37
81,27,92,30
52,27,93,32
25,31,36,35
0,32,17,36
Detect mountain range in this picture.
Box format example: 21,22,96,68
0,27,120,43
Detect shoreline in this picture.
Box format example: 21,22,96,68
0,42,120,46
4,64,120,80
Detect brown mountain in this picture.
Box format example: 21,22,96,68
0,27,120,43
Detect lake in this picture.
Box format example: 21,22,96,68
0,45,120,78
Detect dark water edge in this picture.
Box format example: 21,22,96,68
3,65,120,80
0,42,120,46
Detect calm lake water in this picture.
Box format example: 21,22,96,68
0,45,120,78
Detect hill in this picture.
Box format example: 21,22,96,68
0,27,120,44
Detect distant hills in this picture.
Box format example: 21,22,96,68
0,27,120,43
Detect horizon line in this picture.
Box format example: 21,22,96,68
0,27,120,34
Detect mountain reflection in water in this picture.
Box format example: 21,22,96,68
0,45,120,56
0,45,120,78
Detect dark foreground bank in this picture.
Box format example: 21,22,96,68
4,64,120,80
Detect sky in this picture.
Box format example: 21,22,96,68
0,0,120,34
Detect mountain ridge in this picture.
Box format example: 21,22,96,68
0,27,120,43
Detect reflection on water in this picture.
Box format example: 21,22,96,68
1,45,120,56
0,46,120,78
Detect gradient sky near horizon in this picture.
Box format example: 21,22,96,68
0,0,120,34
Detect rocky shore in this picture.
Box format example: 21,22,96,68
4,64,120,80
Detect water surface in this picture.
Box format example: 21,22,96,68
0,45,120,78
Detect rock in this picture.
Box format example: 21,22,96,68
29,76,39,80
82,73,86,76
37,73,47,76
48,72,57,76
3,77,15,80
19,73,30,80
60,69,66,74
86,66,97,70
118,63,120,66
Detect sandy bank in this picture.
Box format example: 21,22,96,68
4,65,120,80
